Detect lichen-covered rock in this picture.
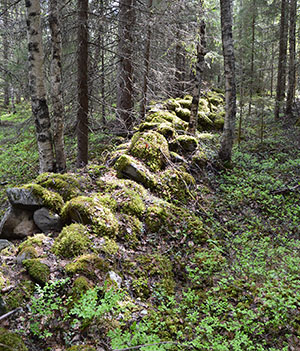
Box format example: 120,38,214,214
33,207,62,233
169,135,198,153
23,259,50,285
114,155,157,189
35,172,83,201
52,223,91,258
16,246,38,264
160,168,196,203
61,196,119,238
6,187,43,210
129,131,169,172
0,328,27,351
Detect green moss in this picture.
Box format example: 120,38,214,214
206,91,224,106
214,117,225,130
160,168,196,203
131,277,150,298
23,259,50,285
0,328,27,351
36,172,82,201
23,183,64,212
100,237,119,256
86,164,107,179
198,111,214,131
65,254,110,279
145,199,207,242
61,196,119,238
192,149,209,168
52,223,91,258
95,193,117,211
71,276,92,302
114,155,157,190
66,346,96,351
170,135,198,153
146,111,188,131
177,98,192,109
0,273,6,290
5,280,35,310
129,131,170,172
18,234,47,251
118,214,143,248
199,98,210,113
175,107,191,122
18,246,38,260
165,98,181,111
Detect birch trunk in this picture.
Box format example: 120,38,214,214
117,0,135,132
49,0,66,172
218,0,237,163
188,18,207,135
286,0,297,117
76,0,89,167
3,0,9,107
25,0,55,173
274,0,288,119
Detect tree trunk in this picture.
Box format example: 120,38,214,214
286,0,297,117
188,18,207,135
3,0,9,107
218,0,237,163
247,0,256,117
76,0,89,168
117,0,135,132
49,0,66,172
25,0,55,173
174,27,186,98
140,0,153,120
274,0,288,119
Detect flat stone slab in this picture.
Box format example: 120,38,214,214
6,188,42,210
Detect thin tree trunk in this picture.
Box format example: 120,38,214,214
274,0,288,119
25,0,55,173
188,17,207,135
49,0,66,172
174,27,186,98
117,0,136,132
76,0,89,167
219,0,237,163
286,0,297,117
100,0,106,127
248,0,256,117
140,0,153,120
270,40,275,97
3,0,9,107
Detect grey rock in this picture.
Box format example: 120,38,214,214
33,207,62,233
108,271,122,288
0,207,38,239
6,187,42,210
0,240,11,251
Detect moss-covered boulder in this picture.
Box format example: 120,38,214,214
206,90,224,106
129,131,170,172
4,280,34,310
61,196,119,238
52,223,91,258
65,254,110,280
160,168,196,203
146,111,188,131
198,111,214,131
23,259,50,285
118,214,144,248
114,155,157,189
35,172,83,201
0,328,27,351
175,107,191,122
71,276,92,302
169,135,198,153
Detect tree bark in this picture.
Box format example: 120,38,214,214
25,0,55,173
188,18,207,135
274,0,288,119
3,0,9,107
247,0,256,117
76,0,89,168
218,0,237,163
117,0,136,132
49,0,66,172
286,0,297,117
174,27,186,98
140,0,153,120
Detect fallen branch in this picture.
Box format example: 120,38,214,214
0,307,22,322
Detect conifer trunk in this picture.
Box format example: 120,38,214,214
188,18,207,135
218,0,237,163
274,0,288,119
117,0,135,132
25,0,55,173
49,0,66,172
76,0,89,167
286,0,297,117
3,0,9,107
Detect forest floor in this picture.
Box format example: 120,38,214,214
0,100,300,350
